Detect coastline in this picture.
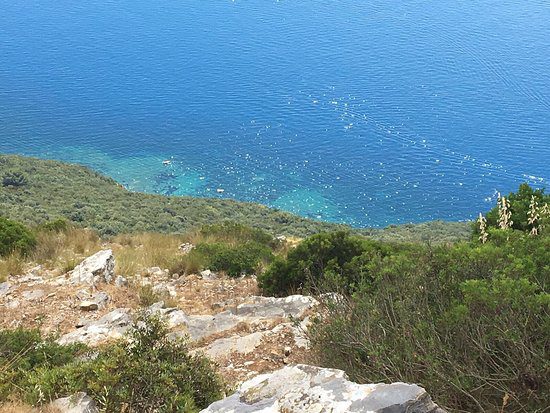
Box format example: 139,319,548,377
0,154,471,242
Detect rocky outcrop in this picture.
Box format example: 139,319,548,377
69,250,115,285
57,308,132,346
200,269,218,280
79,292,110,311
229,295,317,318
0,282,11,298
200,364,446,413
56,294,315,348
203,331,267,359
180,294,316,341
147,302,189,329
50,392,98,413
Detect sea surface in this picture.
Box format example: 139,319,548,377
1,0,549,227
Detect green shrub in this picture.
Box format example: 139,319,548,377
307,231,550,412
168,252,206,276
0,217,37,257
25,314,224,412
195,241,273,277
138,284,162,307
483,183,549,232
259,231,374,295
2,170,28,187
0,328,85,401
38,218,70,233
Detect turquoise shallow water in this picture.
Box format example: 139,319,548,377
1,0,549,227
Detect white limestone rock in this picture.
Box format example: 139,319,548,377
0,282,11,298
79,300,99,311
231,295,317,319
22,289,45,301
179,242,195,254
152,282,177,298
147,266,167,277
6,298,20,309
183,312,243,340
115,275,128,287
155,295,317,341
200,364,446,413
50,392,98,413
15,273,44,285
57,308,131,346
146,302,190,329
79,292,110,311
69,250,115,285
200,269,218,280
203,331,267,359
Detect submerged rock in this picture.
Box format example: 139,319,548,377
200,364,446,413
69,250,115,285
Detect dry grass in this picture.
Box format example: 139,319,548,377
0,253,26,281
0,402,59,413
112,233,186,276
31,228,101,272
1,229,190,281
182,230,230,246
1,228,101,282
180,227,258,248
167,252,204,276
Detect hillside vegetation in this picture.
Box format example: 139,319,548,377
0,314,224,412
259,185,550,412
0,155,470,241
0,183,548,412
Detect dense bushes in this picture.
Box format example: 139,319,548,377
0,155,347,238
2,171,28,188
0,217,36,257
161,221,276,277
37,218,70,233
483,183,549,232
265,229,550,412
258,231,402,295
309,264,548,412
0,328,85,401
193,242,273,277
1,314,224,412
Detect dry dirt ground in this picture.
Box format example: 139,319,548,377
0,268,314,391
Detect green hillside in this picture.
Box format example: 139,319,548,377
0,155,470,241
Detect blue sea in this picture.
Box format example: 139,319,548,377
1,0,549,227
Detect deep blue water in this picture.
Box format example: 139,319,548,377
1,0,549,227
